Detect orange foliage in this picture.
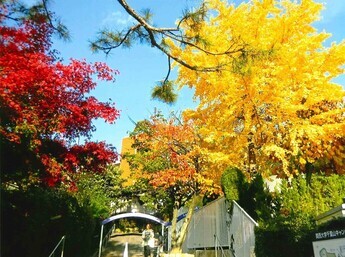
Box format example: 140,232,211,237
131,113,221,198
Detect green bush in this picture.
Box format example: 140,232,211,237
255,217,345,257
253,173,345,257
1,186,99,257
221,169,345,257
255,220,315,257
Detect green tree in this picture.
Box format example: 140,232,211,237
73,164,126,219
1,186,98,257
1,164,125,257
275,173,345,226
121,177,174,220
254,173,345,257
221,168,345,257
221,167,275,222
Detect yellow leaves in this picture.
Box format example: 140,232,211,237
323,41,345,79
169,0,345,177
262,144,293,176
299,157,307,165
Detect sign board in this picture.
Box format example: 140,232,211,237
312,238,345,257
312,229,345,257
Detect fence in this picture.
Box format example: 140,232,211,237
166,197,257,257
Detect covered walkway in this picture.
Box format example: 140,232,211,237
98,212,166,257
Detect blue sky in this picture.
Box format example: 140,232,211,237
23,0,345,153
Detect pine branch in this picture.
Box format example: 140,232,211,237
91,0,246,73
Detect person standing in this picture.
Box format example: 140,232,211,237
142,224,154,257
153,231,163,257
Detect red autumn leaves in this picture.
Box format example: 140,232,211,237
0,13,120,186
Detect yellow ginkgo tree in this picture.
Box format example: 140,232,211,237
94,0,344,178
169,0,345,178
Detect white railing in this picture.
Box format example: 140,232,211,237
48,235,65,257
98,224,115,257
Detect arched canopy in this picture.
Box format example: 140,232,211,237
101,212,168,226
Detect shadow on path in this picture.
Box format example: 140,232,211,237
102,233,143,257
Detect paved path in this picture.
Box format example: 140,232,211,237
102,233,143,257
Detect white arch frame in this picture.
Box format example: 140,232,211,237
98,212,167,257
101,212,168,225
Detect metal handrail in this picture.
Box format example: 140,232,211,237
103,225,114,248
98,224,115,257
48,235,65,257
214,234,231,257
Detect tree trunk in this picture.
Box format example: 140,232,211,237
170,194,198,253
170,206,179,251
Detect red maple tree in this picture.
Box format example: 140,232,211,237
0,6,120,187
